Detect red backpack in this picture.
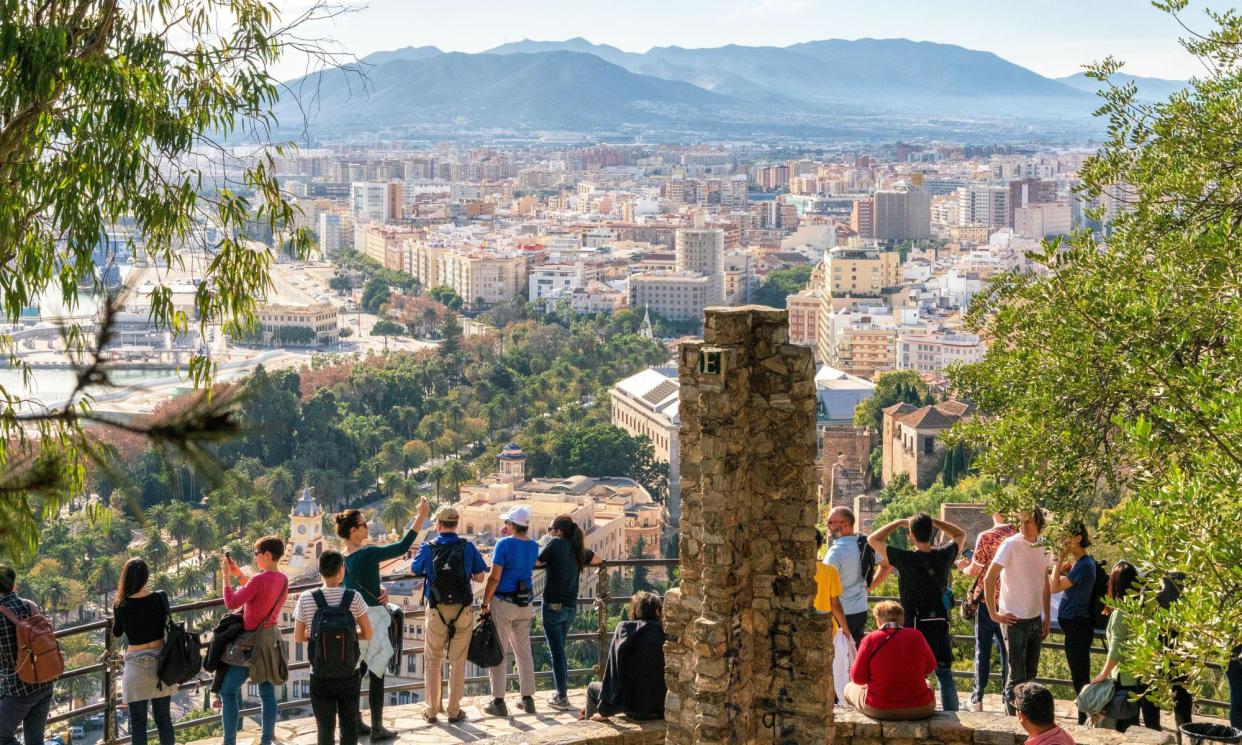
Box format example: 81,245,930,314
0,600,65,685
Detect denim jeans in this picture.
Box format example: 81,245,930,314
1227,655,1242,729
130,696,175,745
845,611,869,647
935,661,959,711
542,604,577,698
1000,616,1042,715
221,664,277,745
973,603,1008,705
0,688,52,745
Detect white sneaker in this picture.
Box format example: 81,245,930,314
970,700,984,712
548,695,573,710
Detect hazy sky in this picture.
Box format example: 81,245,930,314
276,0,1209,81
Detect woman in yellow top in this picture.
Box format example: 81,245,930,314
815,530,850,633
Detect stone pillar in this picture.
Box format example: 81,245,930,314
664,306,832,745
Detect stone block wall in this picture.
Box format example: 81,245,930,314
833,708,1172,745
664,306,832,745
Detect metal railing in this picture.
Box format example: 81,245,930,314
36,557,678,744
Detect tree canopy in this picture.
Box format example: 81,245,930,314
949,2,1242,702
853,370,934,431
0,0,348,559
752,265,813,308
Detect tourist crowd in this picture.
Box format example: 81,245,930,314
820,505,1242,737
0,503,664,745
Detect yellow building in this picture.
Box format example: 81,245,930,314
437,252,527,308
825,245,901,298
256,302,339,346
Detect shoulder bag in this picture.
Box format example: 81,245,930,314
220,576,288,668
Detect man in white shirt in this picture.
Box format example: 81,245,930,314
983,509,1051,715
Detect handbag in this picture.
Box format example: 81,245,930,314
468,614,504,668
219,575,288,668
832,629,856,701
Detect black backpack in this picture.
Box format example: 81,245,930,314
309,589,360,680
429,540,472,608
1089,558,1110,630
857,534,878,587
156,592,203,686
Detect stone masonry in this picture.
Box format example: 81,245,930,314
664,306,832,745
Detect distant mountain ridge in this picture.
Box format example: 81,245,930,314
276,37,1112,137
1056,72,1188,101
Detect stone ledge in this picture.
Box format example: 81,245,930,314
834,707,1173,745
474,719,665,745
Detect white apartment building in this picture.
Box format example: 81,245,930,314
897,330,987,374
957,184,1011,229
351,181,402,224
317,212,343,256
629,272,710,321
1014,202,1073,238
675,222,725,306
529,263,585,301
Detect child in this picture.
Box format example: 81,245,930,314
294,550,373,745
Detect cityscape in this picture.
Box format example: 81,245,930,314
0,2,1239,745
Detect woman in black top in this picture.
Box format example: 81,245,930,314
113,558,173,745
536,515,603,709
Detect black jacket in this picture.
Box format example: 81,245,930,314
599,620,666,720
204,612,245,693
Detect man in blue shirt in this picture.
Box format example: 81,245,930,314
481,505,540,716
410,507,487,724
825,506,891,645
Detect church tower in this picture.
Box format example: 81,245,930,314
286,487,326,577
497,442,527,483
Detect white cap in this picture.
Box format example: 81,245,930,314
500,505,531,527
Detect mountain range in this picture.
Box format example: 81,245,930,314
274,38,1185,139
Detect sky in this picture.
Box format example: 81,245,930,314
274,0,1209,82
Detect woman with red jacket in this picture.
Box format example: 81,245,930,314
844,600,937,720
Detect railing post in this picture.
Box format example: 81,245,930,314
594,564,609,677
103,621,117,745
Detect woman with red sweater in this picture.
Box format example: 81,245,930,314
844,600,937,720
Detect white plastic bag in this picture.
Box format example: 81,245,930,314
833,629,856,701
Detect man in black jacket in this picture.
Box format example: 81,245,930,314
584,592,666,721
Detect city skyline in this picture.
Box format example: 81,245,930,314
277,0,1207,81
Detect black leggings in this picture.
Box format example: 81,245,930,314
1060,617,1095,724
361,671,385,729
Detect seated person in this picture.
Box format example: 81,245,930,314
584,592,666,722
843,600,937,720
1015,682,1076,744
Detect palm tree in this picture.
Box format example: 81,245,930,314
42,577,69,619
166,502,192,564
264,466,297,506
425,465,446,501
87,556,121,607
188,513,217,560
378,496,413,536
443,458,473,499
201,554,222,590
142,530,171,573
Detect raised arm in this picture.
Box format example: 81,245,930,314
867,519,906,564
931,517,966,552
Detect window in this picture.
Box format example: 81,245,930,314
295,643,303,662
924,437,935,455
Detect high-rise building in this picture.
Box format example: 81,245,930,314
873,190,931,241
1008,178,1058,225
675,218,726,306
957,184,1011,229
629,272,711,321
317,213,343,256
350,181,402,224
824,245,901,298
850,198,874,239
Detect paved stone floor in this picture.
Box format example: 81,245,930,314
193,690,597,745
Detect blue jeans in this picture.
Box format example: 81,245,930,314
542,604,577,697
1227,654,1242,729
130,696,175,745
0,688,52,745
935,662,959,711
221,664,277,745
972,603,1008,705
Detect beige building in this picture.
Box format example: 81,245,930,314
610,366,681,525
360,225,419,271
675,221,726,306
786,289,820,350
410,242,449,289
881,400,974,488
723,253,752,305
873,189,931,241
896,330,986,375
437,253,527,308
825,245,901,298
256,302,339,346
629,272,710,321
570,281,628,314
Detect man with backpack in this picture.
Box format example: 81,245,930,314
410,506,488,723
293,550,373,745
868,513,967,711
826,507,891,646
0,563,59,745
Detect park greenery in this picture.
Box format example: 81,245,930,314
751,265,813,308
948,1,1242,704
0,0,355,560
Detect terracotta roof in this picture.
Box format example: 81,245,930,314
901,406,958,430
883,402,917,416
935,400,974,418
